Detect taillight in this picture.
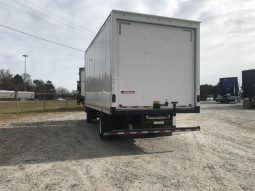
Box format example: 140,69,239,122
112,94,116,103
197,95,200,102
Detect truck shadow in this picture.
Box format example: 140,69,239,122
0,119,173,166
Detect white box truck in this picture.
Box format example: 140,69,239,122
82,10,200,139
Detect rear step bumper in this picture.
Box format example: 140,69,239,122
103,126,200,136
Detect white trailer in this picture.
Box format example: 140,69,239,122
16,91,34,100
84,10,200,139
0,90,15,99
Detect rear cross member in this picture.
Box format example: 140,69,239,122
103,126,200,136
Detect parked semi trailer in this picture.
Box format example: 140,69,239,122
16,91,34,100
242,69,255,109
216,77,240,103
0,90,15,100
82,10,200,139
0,90,34,100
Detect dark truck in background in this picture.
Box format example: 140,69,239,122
216,77,240,103
242,69,255,109
77,67,85,105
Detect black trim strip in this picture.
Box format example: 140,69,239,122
111,106,200,115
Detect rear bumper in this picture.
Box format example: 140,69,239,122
111,106,200,115
103,126,200,136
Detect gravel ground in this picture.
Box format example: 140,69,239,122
0,103,254,191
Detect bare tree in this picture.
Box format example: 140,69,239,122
56,87,70,95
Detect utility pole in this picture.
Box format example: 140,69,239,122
22,54,28,91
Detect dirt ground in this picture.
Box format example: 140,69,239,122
0,103,254,191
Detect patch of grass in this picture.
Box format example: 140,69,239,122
0,100,82,113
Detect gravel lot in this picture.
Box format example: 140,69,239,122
0,103,254,191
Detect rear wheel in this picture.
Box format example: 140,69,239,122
99,117,106,140
99,114,119,140
87,111,92,123
99,115,112,140
86,108,97,123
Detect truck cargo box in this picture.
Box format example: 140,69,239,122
218,77,239,97
82,10,200,139
0,90,15,99
84,10,200,114
77,68,85,105
242,69,255,109
216,77,240,103
16,91,34,100
79,68,85,97
242,69,255,98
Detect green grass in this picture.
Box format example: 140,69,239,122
0,100,83,113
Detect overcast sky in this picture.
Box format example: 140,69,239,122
0,0,254,91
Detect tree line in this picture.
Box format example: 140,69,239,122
200,84,218,101
1,69,220,101
0,69,76,100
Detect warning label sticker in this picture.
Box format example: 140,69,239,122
121,91,135,94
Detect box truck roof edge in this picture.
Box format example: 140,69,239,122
85,10,201,53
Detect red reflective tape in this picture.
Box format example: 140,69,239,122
110,128,199,136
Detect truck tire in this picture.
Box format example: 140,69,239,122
99,114,115,140
99,117,106,140
86,109,97,123
87,111,92,123
99,116,110,140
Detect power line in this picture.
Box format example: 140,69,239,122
22,0,94,35
0,24,85,52
0,1,32,15
10,0,94,37
0,1,93,39
0,1,57,28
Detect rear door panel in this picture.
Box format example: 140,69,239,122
118,21,195,108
